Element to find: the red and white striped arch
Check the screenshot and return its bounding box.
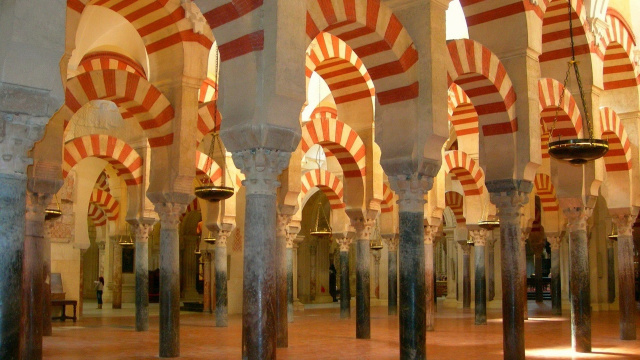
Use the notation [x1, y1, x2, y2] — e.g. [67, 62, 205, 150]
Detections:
[600, 107, 632, 172]
[305, 0, 418, 105]
[63, 134, 143, 186]
[446, 39, 517, 137]
[381, 183, 395, 213]
[196, 102, 222, 145]
[77, 51, 147, 79]
[538, 78, 583, 138]
[88, 203, 107, 227]
[67, 0, 213, 56]
[95, 171, 110, 192]
[195, 150, 223, 185]
[541, 129, 551, 159]
[301, 117, 366, 178]
[458, 1, 542, 28]
[180, 198, 201, 221]
[445, 191, 465, 225]
[602, 11, 639, 90]
[64, 70, 175, 147]
[534, 173, 559, 212]
[443, 150, 485, 196]
[91, 188, 119, 221]
[310, 106, 338, 122]
[300, 169, 345, 210]
[448, 83, 479, 137]
[306, 32, 375, 105]
[539, 0, 595, 63]
[199, 77, 218, 103]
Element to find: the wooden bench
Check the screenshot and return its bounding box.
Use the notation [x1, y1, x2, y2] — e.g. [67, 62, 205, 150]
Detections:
[51, 299, 78, 322]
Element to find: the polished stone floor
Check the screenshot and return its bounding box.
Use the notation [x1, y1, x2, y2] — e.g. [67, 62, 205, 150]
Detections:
[44, 300, 640, 359]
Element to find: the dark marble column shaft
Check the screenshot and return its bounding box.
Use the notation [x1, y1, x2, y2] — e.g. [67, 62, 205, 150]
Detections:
[338, 242, 351, 319]
[491, 188, 529, 360]
[564, 206, 592, 353]
[520, 234, 529, 320]
[534, 251, 543, 303]
[135, 223, 151, 332]
[356, 238, 370, 339]
[399, 212, 426, 359]
[388, 248, 398, 316]
[462, 245, 471, 309]
[112, 239, 123, 309]
[275, 214, 290, 348]
[487, 238, 496, 302]
[0, 175, 26, 359]
[215, 234, 229, 328]
[203, 251, 212, 314]
[607, 243, 615, 304]
[548, 237, 562, 316]
[613, 214, 636, 340]
[42, 232, 52, 336]
[21, 192, 51, 360]
[470, 229, 488, 326]
[424, 227, 436, 331]
[156, 202, 186, 358]
[286, 244, 294, 323]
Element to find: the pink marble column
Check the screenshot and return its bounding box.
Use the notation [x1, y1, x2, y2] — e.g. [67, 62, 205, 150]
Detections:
[276, 211, 293, 348]
[519, 229, 530, 320]
[202, 251, 213, 313]
[547, 236, 562, 316]
[470, 228, 489, 325]
[112, 236, 123, 309]
[612, 212, 637, 340]
[424, 225, 438, 331]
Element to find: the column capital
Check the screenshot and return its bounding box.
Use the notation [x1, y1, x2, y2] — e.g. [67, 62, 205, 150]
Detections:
[383, 235, 399, 251]
[154, 202, 186, 230]
[276, 213, 293, 238]
[490, 191, 530, 224]
[97, 241, 106, 250]
[387, 173, 433, 213]
[134, 223, 153, 243]
[216, 229, 232, 248]
[469, 228, 489, 247]
[423, 225, 438, 245]
[232, 148, 290, 195]
[611, 212, 636, 237]
[561, 202, 593, 233]
[547, 236, 562, 250]
[26, 191, 52, 224]
[0, 113, 48, 178]
[351, 217, 375, 240]
[336, 237, 352, 252]
[457, 240, 471, 255]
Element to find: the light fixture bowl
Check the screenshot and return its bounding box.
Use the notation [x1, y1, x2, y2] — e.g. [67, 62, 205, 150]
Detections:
[607, 234, 618, 241]
[195, 185, 234, 202]
[478, 219, 500, 230]
[548, 139, 609, 164]
[310, 229, 332, 237]
[45, 209, 63, 221]
[203, 237, 216, 245]
[370, 244, 384, 250]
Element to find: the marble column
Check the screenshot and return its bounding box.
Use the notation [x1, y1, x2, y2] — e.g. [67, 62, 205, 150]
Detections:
[547, 236, 562, 316]
[309, 239, 318, 302]
[529, 237, 545, 304]
[134, 223, 152, 332]
[424, 225, 438, 331]
[112, 236, 123, 309]
[612, 213, 637, 340]
[487, 234, 496, 302]
[202, 251, 213, 313]
[21, 191, 52, 360]
[215, 229, 231, 327]
[42, 229, 53, 337]
[154, 202, 187, 358]
[352, 218, 374, 339]
[275, 212, 292, 348]
[490, 185, 530, 360]
[470, 228, 488, 325]
[519, 229, 530, 319]
[562, 203, 593, 353]
[389, 174, 432, 359]
[372, 249, 381, 299]
[233, 148, 290, 360]
[336, 237, 352, 319]
[286, 231, 296, 323]
[458, 241, 471, 309]
[385, 236, 399, 316]
[606, 238, 615, 304]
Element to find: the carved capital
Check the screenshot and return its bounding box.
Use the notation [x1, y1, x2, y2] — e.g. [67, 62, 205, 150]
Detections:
[562, 206, 593, 233]
[0, 113, 48, 177]
[383, 235, 399, 252]
[547, 236, 562, 250]
[97, 242, 106, 251]
[276, 213, 292, 238]
[423, 225, 438, 245]
[134, 223, 153, 243]
[217, 229, 231, 248]
[154, 202, 186, 231]
[469, 228, 489, 247]
[611, 213, 636, 237]
[587, 17, 607, 47]
[372, 249, 381, 263]
[490, 191, 530, 224]
[387, 173, 433, 213]
[232, 148, 290, 196]
[181, 0, 208, 35]
[351, 218, 375, 240]
[336, 237, 352, 252]
[458, 241, 470, 255]
[26, 191, 52, 223]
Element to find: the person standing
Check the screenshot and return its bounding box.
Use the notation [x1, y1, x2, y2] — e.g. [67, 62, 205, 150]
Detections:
[94, 277, 104, 309]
